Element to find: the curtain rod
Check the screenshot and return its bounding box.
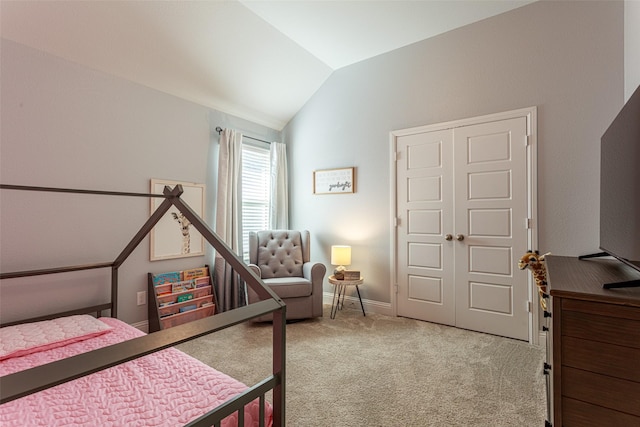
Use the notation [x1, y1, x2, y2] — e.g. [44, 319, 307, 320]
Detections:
[215, 126, 272, 144]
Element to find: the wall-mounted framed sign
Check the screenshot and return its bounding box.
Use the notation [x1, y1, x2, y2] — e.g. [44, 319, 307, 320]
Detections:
[313, 167, 356, 194]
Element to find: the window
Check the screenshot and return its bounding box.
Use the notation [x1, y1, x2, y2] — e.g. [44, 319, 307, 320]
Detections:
[241, 142, 271, 262]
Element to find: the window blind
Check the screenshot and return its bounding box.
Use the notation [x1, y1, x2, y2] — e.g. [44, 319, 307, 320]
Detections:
[241, 143, 271, 262]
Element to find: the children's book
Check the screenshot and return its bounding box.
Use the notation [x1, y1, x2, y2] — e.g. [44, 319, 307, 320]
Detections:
[179, 304, 197, 313]
[152, 271, 181, 286]
[177, 293, 194, 303]
[194, 276, 210, 288]
[183, 267, 209, 280]
[172, 280, 195, 293]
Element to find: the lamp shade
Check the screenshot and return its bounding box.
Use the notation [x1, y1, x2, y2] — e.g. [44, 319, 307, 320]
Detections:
[331, 245, 351, 266]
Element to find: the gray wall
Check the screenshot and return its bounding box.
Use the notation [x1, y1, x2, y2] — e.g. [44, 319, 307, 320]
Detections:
[0, 39, 279, 325]
[284, 1, 624, 307]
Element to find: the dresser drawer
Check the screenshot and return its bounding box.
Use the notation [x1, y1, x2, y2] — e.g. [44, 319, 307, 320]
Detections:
[562, 367, 640, 417]
[562, 397, 640, 427]
[562, 336, 640, 382]
[561, 308, 640, 349]
[561, 298, 640, 322]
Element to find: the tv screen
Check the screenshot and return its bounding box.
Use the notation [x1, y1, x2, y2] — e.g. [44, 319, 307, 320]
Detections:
[599, 84, 640, 273]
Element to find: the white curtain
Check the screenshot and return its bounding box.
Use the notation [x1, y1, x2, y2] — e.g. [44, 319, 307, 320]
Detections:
[269, 142, 289, 229]
[214, 128, 244, 311]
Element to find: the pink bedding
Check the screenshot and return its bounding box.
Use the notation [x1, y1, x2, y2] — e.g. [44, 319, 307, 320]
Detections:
[0, 317, 273, 427]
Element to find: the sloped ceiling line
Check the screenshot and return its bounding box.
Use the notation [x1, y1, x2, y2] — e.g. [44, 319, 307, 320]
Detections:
[0, 0, 534, 130]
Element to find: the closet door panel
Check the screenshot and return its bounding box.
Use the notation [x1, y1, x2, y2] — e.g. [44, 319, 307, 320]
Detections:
[397, 129, 455, 325]
[453, 117, 529, 340]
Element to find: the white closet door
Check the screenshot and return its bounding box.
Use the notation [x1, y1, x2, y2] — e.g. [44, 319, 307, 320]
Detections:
[396, 129, 455, 325]
[395, 113, 531, 341]
[453, 117, 529, 340]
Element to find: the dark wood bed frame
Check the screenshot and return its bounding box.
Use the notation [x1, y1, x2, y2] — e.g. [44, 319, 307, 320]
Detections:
[0, 183, 286, 427]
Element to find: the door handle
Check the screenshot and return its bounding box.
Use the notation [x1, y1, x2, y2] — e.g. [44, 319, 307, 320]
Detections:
[445, 234, 453, 241]
[456, 234, 465, 241]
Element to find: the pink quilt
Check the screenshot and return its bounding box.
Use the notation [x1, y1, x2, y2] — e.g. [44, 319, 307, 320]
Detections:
[0, 317, 273, 427]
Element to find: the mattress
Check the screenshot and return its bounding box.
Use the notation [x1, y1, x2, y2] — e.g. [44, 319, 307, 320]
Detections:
[0, 315, 272, 426]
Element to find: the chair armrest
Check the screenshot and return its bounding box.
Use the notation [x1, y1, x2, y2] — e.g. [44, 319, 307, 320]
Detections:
[248, 263, 261, 278]
[303, 262, 327, 290]
[304, 262, 326, 318]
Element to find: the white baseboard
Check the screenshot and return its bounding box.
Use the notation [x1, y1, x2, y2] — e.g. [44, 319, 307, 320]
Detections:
[539, 330, 547, 350]
[323, 292, 393, 316]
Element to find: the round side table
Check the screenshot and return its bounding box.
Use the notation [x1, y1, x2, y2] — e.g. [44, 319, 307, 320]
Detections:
[328, 275, 365, 319]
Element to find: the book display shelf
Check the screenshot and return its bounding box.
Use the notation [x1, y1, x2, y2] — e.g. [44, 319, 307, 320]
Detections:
[147, 265, 217, 332]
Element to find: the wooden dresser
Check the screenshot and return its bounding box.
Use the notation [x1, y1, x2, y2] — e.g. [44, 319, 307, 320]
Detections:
[545, 256, 640, 426]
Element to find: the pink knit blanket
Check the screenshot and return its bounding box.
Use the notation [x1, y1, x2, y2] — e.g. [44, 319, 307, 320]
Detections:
[0, 316, 272, 427]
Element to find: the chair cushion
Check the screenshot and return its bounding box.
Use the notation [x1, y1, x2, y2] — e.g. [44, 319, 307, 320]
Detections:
[256, 231, 304, 278]
[263, 277, 312, 299]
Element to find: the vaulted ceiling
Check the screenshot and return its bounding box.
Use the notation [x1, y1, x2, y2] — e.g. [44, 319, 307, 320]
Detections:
[1, 1, 534, 130]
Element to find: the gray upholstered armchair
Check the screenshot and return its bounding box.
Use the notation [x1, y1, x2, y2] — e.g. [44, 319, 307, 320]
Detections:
[246, 230, 326, 321]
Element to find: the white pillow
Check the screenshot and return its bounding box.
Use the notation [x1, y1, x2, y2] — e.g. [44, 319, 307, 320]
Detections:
[0, 314, 113, 361]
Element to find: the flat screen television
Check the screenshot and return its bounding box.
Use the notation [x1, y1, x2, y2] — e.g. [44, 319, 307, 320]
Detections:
[583, 84, 640, 288]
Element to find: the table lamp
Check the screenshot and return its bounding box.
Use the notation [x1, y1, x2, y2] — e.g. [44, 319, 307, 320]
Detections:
[331, 245, 351, 280]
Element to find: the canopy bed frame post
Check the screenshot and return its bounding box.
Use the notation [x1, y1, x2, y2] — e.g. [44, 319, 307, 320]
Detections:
[272, 307, 286, 426]
[111, 267, 119, 318]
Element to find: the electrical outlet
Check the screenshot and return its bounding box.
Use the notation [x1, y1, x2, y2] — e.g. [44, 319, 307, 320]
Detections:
[137, 291, 146, 306]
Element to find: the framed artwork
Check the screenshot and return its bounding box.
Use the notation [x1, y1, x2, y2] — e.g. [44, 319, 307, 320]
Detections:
[150, 179, 205, 261]
[313, 167, 356, 194]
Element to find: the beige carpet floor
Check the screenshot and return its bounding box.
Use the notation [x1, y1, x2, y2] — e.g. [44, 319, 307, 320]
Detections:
[177, 305, 546, 426]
